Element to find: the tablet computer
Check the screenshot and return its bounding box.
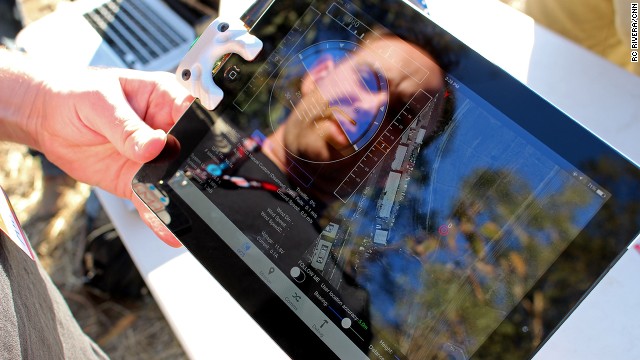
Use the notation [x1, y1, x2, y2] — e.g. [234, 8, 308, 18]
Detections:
[133, 0, 640, 358]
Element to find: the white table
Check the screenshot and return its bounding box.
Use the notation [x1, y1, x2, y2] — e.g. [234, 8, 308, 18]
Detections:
[98, 0, 640, 359]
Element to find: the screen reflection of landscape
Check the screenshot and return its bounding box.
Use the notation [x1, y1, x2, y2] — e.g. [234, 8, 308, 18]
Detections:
[303, 88, 606, 357]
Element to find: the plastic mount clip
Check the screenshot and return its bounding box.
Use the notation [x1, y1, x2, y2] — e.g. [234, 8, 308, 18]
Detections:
[176, 18, 263, 110]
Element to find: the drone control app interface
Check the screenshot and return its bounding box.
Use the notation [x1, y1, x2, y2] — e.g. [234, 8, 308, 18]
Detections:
[166, 1, 610, 358]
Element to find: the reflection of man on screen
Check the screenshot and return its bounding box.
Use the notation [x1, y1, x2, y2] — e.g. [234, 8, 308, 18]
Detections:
[262, 35, 443, 201]
[295, 49, 389, 158]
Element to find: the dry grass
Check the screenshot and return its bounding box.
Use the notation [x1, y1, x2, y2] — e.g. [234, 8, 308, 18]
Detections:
[0, 141, 187, 360]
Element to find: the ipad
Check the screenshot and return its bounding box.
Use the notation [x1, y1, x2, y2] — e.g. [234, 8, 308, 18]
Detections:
[133, 0, 640, 358]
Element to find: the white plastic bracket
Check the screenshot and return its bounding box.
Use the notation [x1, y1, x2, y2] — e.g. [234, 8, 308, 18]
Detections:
[176, 18, 263, 110]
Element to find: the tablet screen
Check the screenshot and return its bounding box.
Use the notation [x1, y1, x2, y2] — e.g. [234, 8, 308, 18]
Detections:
[134, 0, 640, 358]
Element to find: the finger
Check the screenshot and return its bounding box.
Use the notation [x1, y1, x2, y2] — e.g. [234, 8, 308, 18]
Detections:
[172, 93, 194, 124]
[118, 70, 193, 131]
[131, 194, 183, 248]
[80, 88, 168, 163]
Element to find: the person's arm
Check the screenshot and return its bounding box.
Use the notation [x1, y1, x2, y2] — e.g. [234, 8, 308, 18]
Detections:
[0, 48, 192, 246]
[0, 49, 42, 147]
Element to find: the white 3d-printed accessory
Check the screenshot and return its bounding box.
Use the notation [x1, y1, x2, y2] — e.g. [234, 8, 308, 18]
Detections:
[176, 18, 263, 110]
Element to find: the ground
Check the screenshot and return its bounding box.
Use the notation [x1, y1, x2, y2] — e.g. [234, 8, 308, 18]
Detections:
[0, 142, 187, 360]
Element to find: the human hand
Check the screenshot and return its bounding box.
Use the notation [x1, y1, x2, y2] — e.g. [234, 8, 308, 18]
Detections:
[4, 60, 192, 246]
[42, 68, 191, 247]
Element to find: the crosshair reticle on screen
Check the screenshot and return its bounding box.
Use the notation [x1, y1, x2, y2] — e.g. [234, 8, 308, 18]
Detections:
[270, 40, 389, 163]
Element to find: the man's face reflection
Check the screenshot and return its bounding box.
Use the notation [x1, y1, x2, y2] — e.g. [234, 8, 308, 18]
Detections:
[296, 45, 388, 160]
[264, 35, 443, 195]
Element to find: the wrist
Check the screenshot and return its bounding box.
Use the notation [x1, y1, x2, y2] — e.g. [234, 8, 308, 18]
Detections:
[0, 49, 47, 150]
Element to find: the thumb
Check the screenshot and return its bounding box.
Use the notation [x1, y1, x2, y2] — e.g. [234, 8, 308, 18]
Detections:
[82, 90, 167, 163]
[122, 124, 167, 163]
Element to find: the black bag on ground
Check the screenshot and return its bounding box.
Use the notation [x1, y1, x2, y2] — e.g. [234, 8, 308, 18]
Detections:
[82, 223, 146, 299]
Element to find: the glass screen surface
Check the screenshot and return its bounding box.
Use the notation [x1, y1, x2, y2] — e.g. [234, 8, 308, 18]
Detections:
[144, 1, 619, 358]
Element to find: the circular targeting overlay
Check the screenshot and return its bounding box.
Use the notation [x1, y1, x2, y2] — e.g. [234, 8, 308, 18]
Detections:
[270, 41, 389, 163]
